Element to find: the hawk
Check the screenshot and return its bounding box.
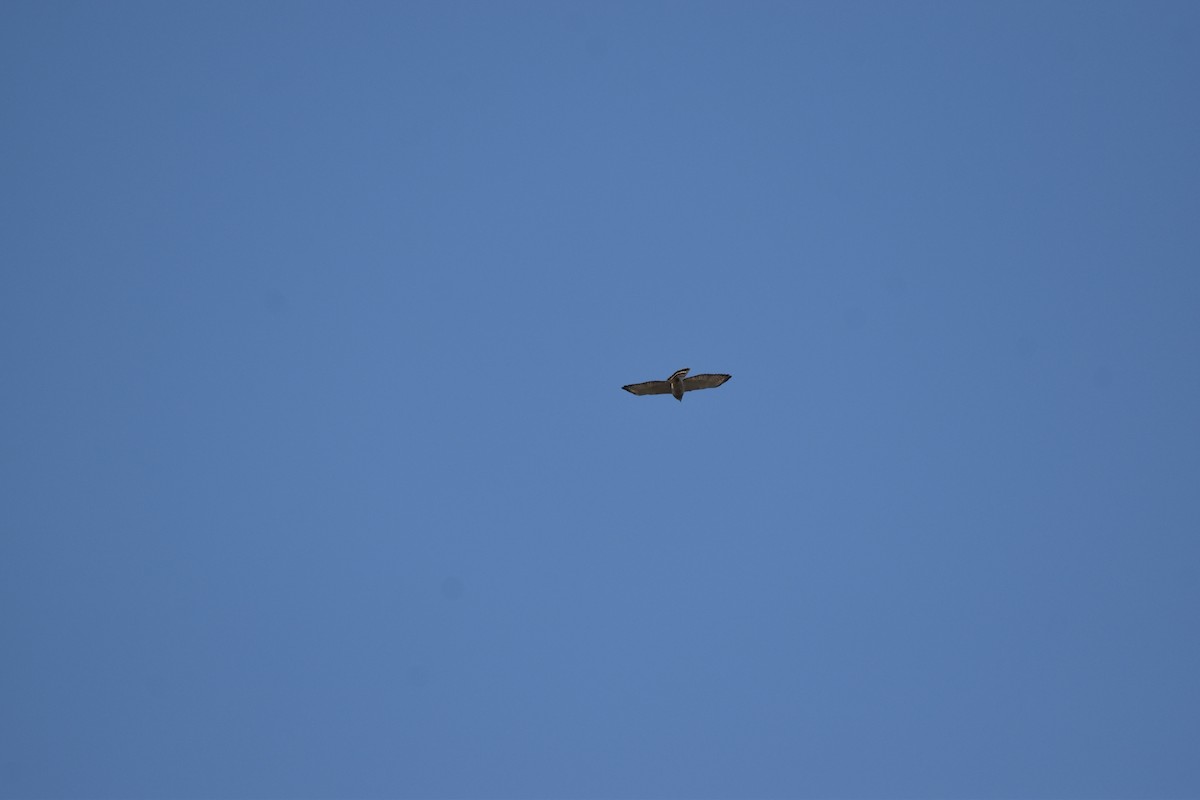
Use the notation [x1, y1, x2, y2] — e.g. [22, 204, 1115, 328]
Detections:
[622, 367, 731, 402]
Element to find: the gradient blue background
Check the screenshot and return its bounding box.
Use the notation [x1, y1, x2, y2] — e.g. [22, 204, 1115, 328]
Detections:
[3, 2, 1199, 798]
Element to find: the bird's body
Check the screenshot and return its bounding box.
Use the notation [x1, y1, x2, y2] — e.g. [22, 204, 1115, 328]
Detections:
[623, 367, 731, 401]
[668, 368, 689, 401]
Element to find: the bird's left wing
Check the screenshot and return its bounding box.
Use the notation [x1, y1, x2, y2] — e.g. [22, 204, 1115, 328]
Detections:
[682, 374, 731, 391]
[623, 380, 672, 396]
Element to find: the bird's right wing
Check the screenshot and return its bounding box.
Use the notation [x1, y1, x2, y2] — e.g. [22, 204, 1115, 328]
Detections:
[622, 380, 672, 396]
[682, 374, 731, 391]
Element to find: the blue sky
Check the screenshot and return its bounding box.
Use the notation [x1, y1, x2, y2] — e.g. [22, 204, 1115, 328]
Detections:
[2, 2, 1199, 798]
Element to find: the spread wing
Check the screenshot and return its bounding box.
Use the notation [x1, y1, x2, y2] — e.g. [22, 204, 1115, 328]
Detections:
[623, 380, 672, 396]
[682, 374, 731, 392]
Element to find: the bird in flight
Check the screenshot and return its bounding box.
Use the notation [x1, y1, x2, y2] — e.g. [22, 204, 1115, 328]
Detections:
[622, 367, 731, 402]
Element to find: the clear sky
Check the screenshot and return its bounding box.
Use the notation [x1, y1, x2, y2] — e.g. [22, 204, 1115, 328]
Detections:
[2, 2, 1199, 798]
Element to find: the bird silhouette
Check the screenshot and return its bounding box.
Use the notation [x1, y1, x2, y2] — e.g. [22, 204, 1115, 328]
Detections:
[622, 368, 731, 402]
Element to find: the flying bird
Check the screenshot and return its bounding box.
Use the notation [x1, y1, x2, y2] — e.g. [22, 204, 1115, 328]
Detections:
[622, 368, 731, 402]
